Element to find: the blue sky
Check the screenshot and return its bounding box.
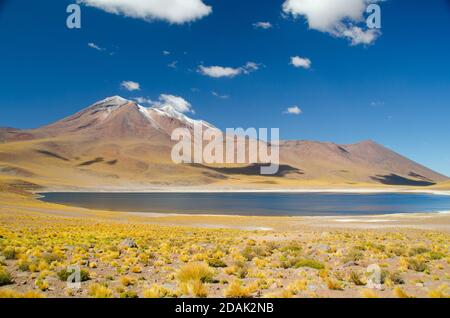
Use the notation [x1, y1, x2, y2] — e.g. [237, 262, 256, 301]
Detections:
[0, 0, 449, 175]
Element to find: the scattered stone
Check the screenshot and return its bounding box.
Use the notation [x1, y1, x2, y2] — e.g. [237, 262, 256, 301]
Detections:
[119, 238, 138, 249]
[316, 244, 331, 252]
[343, 261, 359, 267]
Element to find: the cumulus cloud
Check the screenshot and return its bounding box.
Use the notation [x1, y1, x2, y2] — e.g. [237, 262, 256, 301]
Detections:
[151, 94, 194, 113]
[120, 80, 140, 91]
[198, 62, 260, 78]
[162, 50, 171, 55]
[290, 56, 311, 69]
[284, 106, 302, 115]
[88, 42, 105, 51]
[78, 0, 212, 24]
[253, 21, 273, 29]
[282, 0, 380, 45]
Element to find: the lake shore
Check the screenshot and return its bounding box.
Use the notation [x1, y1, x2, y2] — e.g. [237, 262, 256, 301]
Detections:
[36, 186, 450, 196]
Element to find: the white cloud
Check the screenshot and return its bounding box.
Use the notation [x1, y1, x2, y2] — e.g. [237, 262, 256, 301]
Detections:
[341, 26, 379, 45]
[253, 21, 273, 29]
[79, 0, 212, 24]
[198, 66, 241, 78]
[120, 80, 140, 91]
[198, 62, 260, 78]
[150, 94, 194, 113]
[290, 56, 311, 69]
[370, 101, 385, 107]
[211, 91, 229, 99]
[168, 61, 178, 69]
[284, 106, 302, 115]
[134, 97, 152, 104]
[88, 42, 105, 51]
[242, 62, 260, 74]
[282, 0, 380, 45]
[162, 50, 171, 55]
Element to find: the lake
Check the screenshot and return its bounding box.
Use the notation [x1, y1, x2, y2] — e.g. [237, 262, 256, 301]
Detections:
[39, 192, 450, 216]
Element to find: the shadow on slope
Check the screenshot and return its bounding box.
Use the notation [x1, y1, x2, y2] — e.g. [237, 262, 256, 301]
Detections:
[192, 163, 303, 177]
[371, 174, 436, 186]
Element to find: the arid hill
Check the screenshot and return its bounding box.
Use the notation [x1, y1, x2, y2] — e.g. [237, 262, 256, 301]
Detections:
[0, 96, 447, 190]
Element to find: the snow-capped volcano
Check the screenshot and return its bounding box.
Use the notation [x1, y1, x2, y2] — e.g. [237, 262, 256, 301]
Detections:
[35, 96, 216, 139]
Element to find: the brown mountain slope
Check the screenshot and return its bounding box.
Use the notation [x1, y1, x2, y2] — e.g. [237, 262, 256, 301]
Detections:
[0, 96, 447, 190]
[431, 181, 450, 190]
[280, 140, 447, 186]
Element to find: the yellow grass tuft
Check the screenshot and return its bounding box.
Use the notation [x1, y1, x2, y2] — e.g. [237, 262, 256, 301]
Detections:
[360, 289, 378, 298]
[176, 262, 214, 284]
[88, 283, 113, 298]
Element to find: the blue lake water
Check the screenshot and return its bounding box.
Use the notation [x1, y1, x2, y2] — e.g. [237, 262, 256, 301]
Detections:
[39, 192, 450, 216]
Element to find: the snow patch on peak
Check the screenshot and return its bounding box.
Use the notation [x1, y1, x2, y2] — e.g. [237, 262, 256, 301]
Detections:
[95, 95, 130, 105]
[137, 105, 162, 130]
[152, 105, 216, 130]
[84, 96, 134, 121]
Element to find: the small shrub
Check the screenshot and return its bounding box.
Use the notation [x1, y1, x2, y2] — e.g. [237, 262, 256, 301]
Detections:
[18, 260, 30, 272]
[429, 252, 445, 260]
[120, 276, 136, 287]
[42, 252, 62, 264]
[120, 291, 138, 298]
[287, 279, 308, 294]
[0, 270, 13, 286]
[349, 271, 365, 286]
[389, 272, 405, 285]
[224, 280, 253, 298]
[428, 285, 449, 298]
[408, 258, 428, 272]
[88, 283, 113, 298]
[344, 249, 364, 263]
[280, 242, 302, 253]
[207, 258, 227, 268]
[180, 281, 208, 298]
[393, 287, 411, 298]
[409, 247, 430, 256]
[295, 259, 325, 270]
[176, 262, 214, 283]
[360, 289, 378, 298]
[326, 279, 344, 291]
[2, 247, 17, 260]
[131, 265, 142, 273]
[57, 268, 90, 282]
[0, 289, 43, 298]
[35, 279, 49, 291]
[143, 284, 175, 298]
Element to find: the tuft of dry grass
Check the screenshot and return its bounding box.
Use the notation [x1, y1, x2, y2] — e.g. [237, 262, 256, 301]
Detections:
[360, 289, 378, 298]
[88, 283, 113, 298]
[176, 262, 214, 284]
[393, 287, 412, 298]
[224, 279, 255, 298]
[143, 284, 175, 298]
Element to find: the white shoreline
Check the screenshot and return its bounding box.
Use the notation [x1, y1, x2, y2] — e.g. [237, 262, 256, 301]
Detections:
[36, 187, 450, 196]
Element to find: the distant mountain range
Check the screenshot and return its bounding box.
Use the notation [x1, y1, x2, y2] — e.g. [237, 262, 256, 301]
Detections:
[0, 96, 448, 191]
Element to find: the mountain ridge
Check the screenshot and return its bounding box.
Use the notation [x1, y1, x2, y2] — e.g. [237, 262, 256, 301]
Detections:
[0, 96, 447, 190]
